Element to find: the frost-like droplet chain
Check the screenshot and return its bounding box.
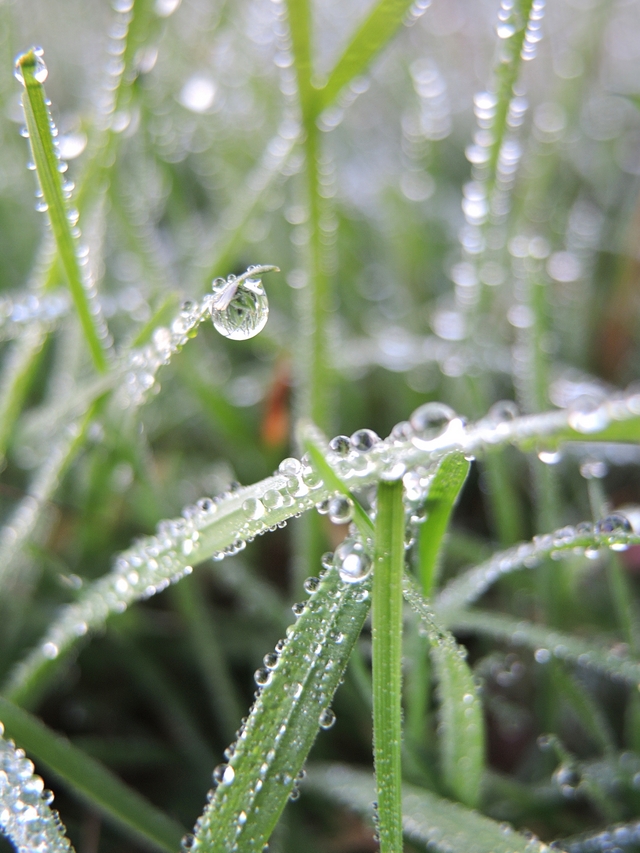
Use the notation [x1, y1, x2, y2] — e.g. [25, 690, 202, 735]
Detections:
[0, 724, 74, 853]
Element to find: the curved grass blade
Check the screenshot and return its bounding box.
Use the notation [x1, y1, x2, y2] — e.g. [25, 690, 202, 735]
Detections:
[0, 723, 75, 853]
[15, 48, 110, 373]
[307, 763, 550, 853]
[0, 696, 185, 853]
[447, 610, 640, 688]
[372, 479, 405, 853]
[558, 819, 640, 852]
[403, 576, 484, 808]
[435, 515, 640, 622]
[190, 554, 372, 852]
[316, 0, 419, 115]
[417, 451, 470, 596]
[7, 400, 640, 704]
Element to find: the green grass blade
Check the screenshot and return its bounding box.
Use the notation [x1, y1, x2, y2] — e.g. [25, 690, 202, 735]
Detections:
[190, 554, 371, 852]
[16, 49, 109, 373]
[550, 661, 616, 754]
[447, 609, 640, 688]
[284, 0, 316, 121]
[316, 0, 417, 114]
[403, 576, 485, 808]
[435, 515, 640, 622]
[0, 696, 186, 853]
[417, 452, 470, 596]
[372, 479, 405, 853]
[307, 763, 549, 853]
[0, 725, 76, 853]
[0, 325, 47, 462]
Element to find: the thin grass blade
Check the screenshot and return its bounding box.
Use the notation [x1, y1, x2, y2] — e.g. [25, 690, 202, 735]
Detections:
[403, 576, 485, 808]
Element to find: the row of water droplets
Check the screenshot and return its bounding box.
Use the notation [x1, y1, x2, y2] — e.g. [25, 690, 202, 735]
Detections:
[435, 511, 640, 620]
[14, 47, 113, 355]
[116, 265, 275, 409]
[189, 553, 370, 852]
[0, 291, 69, 342]
[0, 723, 73, 853]
[9, 390, 640, 696]
[452, 0, 546, 329]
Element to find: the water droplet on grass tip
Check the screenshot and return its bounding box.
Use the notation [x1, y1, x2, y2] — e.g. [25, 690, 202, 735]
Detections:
[14, 47, 48, 85]
[211, 276, 269, 340]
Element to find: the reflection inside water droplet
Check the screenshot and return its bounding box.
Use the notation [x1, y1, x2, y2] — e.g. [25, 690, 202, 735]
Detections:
[211, 276, 269, 341]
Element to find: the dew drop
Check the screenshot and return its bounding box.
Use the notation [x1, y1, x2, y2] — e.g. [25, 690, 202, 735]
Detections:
[254, 667, 272, 687]
[410, 401, 457, 441]
[329, 435, 351, 456]
[210, 276, 269, 341]
[303, 577, 320, 594]
[181, 833, 195, 852]
[335, 540, 372, 584]
[318, 708, 336, 729]
[350, 429, 380, 452]
[14, 47, 48, 85]
[595, 514, 632, 541]
[537, 449, 562, 465]
[328, 496, 353, 525]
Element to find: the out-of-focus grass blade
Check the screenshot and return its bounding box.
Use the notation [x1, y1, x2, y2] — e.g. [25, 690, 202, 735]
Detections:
[16, 49, 109, 373]
[448, 609, 640, 687]
[0, 696, 186, 853]
[418, 452, 470, 596]
[307, 763, 549, 853]
[403, 576, 485, 808]
[191, 559, 371, 852]
[316, 0, 418, 114]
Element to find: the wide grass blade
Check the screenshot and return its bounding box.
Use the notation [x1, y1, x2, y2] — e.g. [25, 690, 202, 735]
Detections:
[190, 554, 371, 852]
[0, 696, 185, 853]
[15, 48, 110, 373]
[403, 576, 485, 808]
[372, 479, 405, 853]
[307, 763, 549, 853]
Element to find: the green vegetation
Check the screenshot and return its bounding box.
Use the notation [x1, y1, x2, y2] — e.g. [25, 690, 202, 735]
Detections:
[1, 1, 640, 852]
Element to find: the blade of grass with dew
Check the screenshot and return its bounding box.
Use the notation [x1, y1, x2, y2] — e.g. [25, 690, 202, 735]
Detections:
[0, 725, 76, 853]
[190, 552, 372, 852]
[434, 514, 640, 622]
[550, 660, 616, 754]
[417, 451, 470, 596]
[403, 575, 485, 808]
[0, 325, 47, 462]
[446, 609, 640, 687]
[316, 0, 419, 114]
[16, 49, 110, 373]
[0, 696, 185, 853]
[372, 478, 405, 853]
[7, 402, 640, 704]
[306, 763, 549, 853]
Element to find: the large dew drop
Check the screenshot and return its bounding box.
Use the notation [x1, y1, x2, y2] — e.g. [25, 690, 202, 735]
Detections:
[14, 46, 48, 86]
[211, 275, 269, 341]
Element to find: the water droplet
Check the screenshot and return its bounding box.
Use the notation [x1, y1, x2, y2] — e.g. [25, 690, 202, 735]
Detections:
[350, 429, 380, 451]
[329, 435, 351, 456]
[410, 402, 457, 443]
[335, 540, 372, 584]
[304, 577, 320, 594]
[534, 648, 551, 663]
[14, 47, 48, 85]
[318, 706, 336, 729]
[328, 496, 353, 525]
[243, 497, 265, 520]
[537, 449, 562, 465]
[595, 514, 632, 542]
[255, 667, 272, 687]
[181, 833, 195, 851]
[496, 22, 516, 38]
[292, 601, 305, 617]
[210, 276, 269, 341]
[263, 653, 279, 670]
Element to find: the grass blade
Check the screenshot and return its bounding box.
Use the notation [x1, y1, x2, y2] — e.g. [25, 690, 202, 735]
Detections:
[372, 479, 405, 853]
[190, 551, 371, 852]
[316, 0, 417, 114]
[15, 48, 110, 373]
[435, 514, 640, 622]
[307, 763, 549, 853]
[417, 452, 470, 596]
[0, 696, 186, 853]
[448, 609, 640, 688]
[0, 724, 75, 853]
[403, 576, 485, 808]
